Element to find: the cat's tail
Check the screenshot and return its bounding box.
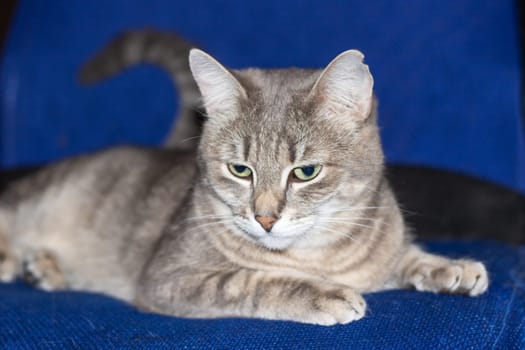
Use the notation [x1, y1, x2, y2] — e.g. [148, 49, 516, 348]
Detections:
[78, 29, 203, 150]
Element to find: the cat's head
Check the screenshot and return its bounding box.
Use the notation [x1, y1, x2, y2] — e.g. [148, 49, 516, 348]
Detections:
[189, 49, 383, 250]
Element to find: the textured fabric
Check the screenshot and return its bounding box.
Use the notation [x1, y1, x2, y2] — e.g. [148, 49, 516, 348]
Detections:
[0, 0, 524, 192]
[0, 241, 523, 349]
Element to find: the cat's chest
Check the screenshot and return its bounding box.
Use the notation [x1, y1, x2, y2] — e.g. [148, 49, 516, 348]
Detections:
[216, 240, 397, 292]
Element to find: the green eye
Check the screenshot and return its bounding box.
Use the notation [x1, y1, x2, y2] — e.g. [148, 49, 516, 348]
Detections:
[292, 165, 322, 181]
[228, 164, 252, 178]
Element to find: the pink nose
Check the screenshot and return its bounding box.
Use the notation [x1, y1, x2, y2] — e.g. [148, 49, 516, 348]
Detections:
[255, 215, 278, 232]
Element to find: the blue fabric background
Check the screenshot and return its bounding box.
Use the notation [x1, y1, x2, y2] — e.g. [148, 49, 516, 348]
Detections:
[0, 1, 524, 349]
[0, 241, 524, 349]
[0, 0, 524, 193]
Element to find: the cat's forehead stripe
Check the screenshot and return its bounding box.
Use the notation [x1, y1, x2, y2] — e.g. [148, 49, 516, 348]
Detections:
[254, 132, 262, 163]
[243, 136, 251, 161]
[287, 139, 296, 164]
[294, 142, 306, 163]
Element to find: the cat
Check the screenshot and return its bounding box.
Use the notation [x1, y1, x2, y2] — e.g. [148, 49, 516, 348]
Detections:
[0, 39, 488, 325]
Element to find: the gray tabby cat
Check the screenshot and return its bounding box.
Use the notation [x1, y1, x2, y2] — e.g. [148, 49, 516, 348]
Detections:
[0, 32, 488, 325]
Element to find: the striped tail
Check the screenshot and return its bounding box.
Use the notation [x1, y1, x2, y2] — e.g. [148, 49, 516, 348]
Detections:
[79, 29, 203, 150]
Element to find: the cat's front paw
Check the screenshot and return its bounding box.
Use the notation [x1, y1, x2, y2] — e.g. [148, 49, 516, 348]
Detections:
[22, 250, 66, 291]
[407, 259, 488, 296]
[303, 287, 366, 326]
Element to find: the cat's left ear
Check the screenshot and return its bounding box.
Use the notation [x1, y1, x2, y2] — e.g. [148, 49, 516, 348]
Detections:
[310, 50, 374, 121]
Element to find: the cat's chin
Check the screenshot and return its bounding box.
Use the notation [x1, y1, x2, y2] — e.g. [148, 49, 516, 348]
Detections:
[232, 220, 304, 250]
[256, 236, 297, 251]
[237, 228, 297, 251]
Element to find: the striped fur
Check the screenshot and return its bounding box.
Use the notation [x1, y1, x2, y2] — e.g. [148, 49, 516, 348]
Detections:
[79, 29, 203, 149]
[0, 47, 488, 325]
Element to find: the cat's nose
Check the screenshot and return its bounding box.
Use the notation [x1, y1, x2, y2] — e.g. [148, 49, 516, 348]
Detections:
[255, 215, 279, 232]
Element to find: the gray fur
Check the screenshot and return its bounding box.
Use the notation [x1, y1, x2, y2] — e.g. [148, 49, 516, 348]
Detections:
[0, 47, 488, 325]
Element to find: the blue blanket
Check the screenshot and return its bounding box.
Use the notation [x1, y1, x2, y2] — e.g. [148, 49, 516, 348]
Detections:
[1, 241, 523, 349]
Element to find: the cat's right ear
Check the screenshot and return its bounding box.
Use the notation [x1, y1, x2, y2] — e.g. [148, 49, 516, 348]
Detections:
[189, 49, 247, 117]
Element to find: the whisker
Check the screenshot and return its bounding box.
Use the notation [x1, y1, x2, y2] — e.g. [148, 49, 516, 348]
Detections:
[326, 206, 391, 213]
[320, 220, 378, 231]
[177, 219, 234, 234]
[174, 218, 233, 228]
[315, 225, 356, 241]
[179, 135, 202, 144]
[184, 214, 232, 222]
[188, 218, 233, 228]
[321, 217, 379, 223]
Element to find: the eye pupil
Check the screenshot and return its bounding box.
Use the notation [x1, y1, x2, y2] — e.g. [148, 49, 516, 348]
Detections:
[234, 165, 247, 173]
[302, 166, 315, 176]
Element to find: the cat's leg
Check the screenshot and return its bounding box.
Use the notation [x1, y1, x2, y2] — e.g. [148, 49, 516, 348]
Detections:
[395, 244, 488, 296]
[0, 233, 18, 282]
[22, 250, 67, 291]
[137, 269, 366, 326]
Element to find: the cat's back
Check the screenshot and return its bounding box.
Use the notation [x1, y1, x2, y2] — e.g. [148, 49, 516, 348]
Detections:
[1, 145, 194, 205]
[1, 145, 196, 238]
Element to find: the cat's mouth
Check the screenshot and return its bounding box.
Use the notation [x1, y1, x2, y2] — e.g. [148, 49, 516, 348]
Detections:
[233, 219, 309, 250]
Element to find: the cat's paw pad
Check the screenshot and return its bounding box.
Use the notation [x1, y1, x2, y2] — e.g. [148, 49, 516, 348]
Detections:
[0, 251, 17, 283]
[409, 259, 488, 296]
[309, 289, 366, 326]
[22, 251, 66, 291]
